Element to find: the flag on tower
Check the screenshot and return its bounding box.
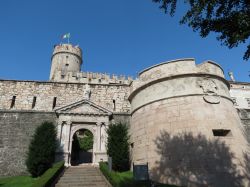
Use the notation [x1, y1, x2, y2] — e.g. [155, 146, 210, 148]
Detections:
[62, 33, 70, 39]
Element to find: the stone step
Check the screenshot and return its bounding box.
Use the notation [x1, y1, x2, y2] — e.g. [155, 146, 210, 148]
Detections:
[62, 172, 99, 175]
[56, 182, 107, 185]
[58, 179, 105, 183]
[56, 185, 108, 187]
[55, 166, 110, 187]
[59, 177, 103, 180]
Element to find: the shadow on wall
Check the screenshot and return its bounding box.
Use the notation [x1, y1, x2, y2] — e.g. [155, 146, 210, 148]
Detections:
[150, 131, 249, 187]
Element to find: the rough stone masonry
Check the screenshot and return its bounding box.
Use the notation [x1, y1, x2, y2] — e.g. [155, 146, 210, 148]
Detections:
[0, 43, 249, 187]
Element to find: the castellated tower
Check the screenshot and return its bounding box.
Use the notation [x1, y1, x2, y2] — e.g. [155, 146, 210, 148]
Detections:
[50, 43, 82, 81]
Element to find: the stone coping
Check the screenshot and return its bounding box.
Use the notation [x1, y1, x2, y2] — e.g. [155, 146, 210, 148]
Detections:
[197, 60, 224, 73]
[0, 79, 130, 86]
[0, 109, 55, 114]
[129, 73, 230, 101]
[139, 58, 224, 76]
[139, 58, 195, 75]
[229, 81, 250, 85]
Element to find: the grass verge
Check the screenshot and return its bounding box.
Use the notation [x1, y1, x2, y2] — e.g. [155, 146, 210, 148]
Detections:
[0, 176, 36, 187]
[0, 161, 64, 187]
[99, 162, 178, 187]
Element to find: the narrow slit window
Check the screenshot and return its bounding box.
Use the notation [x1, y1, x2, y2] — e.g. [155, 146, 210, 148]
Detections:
[52, 97, 57, 109]
[113, 99, 116, 111]
[212, 129, 232, 137]
[32, 96, 37, 109]
[10, 96, 16, 108]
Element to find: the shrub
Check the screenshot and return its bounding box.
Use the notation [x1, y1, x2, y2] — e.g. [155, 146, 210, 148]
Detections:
[32, 161, 64, 187]
[99, 162, 150, 187]
[107, 122, 129, 171]
[26, 121, 57, 177]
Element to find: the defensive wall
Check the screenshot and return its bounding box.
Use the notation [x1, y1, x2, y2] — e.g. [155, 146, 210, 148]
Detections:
[129, 59, 249, 186]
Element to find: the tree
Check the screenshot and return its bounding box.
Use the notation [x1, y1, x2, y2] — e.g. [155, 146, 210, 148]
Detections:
[78, 130, 94, 151]
[152, 0, 250, 60]
[26, 121, 57, 177]
[107, 122, 130, 171]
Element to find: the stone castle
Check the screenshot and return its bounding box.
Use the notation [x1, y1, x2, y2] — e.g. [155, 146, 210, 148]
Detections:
[0, 43, 249, 186]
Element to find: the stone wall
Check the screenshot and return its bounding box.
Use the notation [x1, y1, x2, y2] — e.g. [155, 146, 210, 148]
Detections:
[238, 109, 250, 143]
[129, 59, 249, 186]
[0, 80, 131, 113]
[0, 111, 57, 176]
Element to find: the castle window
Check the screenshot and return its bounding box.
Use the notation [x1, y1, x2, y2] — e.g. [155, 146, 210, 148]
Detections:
[246, 98, 250, 107]
[32, 96, 37, 109]
[10, 96, 16, 109]
[212, 129, 232, 137]
[66, 55, 68, 59]
[113, 99, 116, 111]
[53, 97, 57, 109]
[98, 79, 101, 83]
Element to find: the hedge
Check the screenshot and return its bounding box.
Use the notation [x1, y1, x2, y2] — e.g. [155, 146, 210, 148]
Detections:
[99, 162, 136, 187]
[99, 162, 178, 187]
[32, 161, 64, 187]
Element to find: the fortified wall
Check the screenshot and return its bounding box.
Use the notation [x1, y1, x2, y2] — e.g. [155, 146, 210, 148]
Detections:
[0, 43, 249, 186]
[129, 59, 249, 186]
[0, 80, 130, 112]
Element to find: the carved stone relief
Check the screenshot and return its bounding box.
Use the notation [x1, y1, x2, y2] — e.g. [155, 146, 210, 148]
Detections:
[198, 78, 220, 104]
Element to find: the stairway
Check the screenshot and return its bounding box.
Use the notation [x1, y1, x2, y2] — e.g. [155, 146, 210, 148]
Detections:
[55, 165, 111, 187]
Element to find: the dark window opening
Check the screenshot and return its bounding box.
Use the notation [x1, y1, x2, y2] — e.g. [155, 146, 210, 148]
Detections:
[53, 97, 57, 109]
[98, 79, 101, 83]
[113, 99, 116, 111]
[32, 97, 37, 109]
[130, 143, 134, 148]
[66, 55, 68, 58]
[10, 96, 16, 108]
[65, 63, 69, 66]
[212, 129, 232, 137]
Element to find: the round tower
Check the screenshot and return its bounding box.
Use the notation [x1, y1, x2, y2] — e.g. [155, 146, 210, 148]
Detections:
[129, 59, 249, 186]
[50, 43, 82, 80]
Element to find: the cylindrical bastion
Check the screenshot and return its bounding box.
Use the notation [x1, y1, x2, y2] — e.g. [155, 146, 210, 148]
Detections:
[129, 59, 249, 187]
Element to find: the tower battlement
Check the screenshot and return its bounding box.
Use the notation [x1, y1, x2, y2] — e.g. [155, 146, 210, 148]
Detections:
[52, 44, 82, 58]
[50, 43, 133, 84]
[50, 44, 83, 81]
[51, 70, 133, 84]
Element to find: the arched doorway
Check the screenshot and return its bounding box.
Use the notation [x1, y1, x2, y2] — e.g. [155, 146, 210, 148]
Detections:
[70, 129, 94, 166]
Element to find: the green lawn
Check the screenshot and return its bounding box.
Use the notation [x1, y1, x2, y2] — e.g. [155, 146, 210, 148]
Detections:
[0, 176, 36, 187]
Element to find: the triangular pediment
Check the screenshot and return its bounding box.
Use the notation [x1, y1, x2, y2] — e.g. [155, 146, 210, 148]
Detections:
[55, 99, 112, 116]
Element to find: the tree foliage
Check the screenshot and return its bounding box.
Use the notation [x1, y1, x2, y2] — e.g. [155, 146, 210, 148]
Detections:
[26, 121, 57, 177]
[152, 0, 250, 60]
[107, 122, 130, 172]
[78, 130, 93, 151]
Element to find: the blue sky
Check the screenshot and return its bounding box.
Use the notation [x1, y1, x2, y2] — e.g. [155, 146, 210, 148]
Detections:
[0, 0, 249, 82]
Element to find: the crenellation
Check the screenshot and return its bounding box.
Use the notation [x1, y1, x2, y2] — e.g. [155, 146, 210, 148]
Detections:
[1, 42, 250, 187]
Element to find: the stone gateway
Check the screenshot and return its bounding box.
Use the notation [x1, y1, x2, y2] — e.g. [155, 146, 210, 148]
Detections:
[0, 43, 249, 187]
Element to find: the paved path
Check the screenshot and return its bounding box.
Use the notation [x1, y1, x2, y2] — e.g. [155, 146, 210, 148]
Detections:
[55, 165, 111, 187]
